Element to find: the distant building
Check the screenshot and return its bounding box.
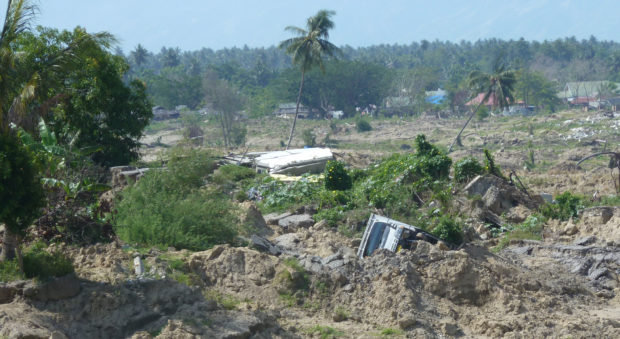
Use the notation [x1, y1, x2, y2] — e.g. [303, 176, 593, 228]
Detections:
[384, 96, 412, 108]
[425, 88, 446, 104]
[465, 92, 506, 108]
[328, 110, 344, 119]
[152, 106, 180, 120]
[273, 103, 317, 119]
[558, 81, 618, 101]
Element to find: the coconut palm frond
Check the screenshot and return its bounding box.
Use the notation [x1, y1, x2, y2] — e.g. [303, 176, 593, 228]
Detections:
[0, 0, 37, 49]
[283, 25, 307, 37]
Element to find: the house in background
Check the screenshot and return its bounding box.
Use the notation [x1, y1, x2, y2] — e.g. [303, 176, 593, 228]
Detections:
[152, 106, 180, 120]
[273, 103, 317, 119]
[425, 88, 446, 105]
[465, 92, 503, 109]
[557, 81, 616, 101]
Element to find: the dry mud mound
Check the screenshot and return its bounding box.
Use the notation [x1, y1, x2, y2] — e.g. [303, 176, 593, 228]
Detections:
[187, 229, 619, 338]
[0, 277, 289, 338]
[340, 242, 617, 338]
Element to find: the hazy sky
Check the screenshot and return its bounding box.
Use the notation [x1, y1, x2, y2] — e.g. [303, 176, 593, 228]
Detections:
[6, 0, 620, 53]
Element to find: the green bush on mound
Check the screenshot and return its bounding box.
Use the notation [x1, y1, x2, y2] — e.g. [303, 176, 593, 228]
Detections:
[356, 118, 372, 132]
[540, 191, 584, 221]
[0, 242, 74, 282]
[114, 148, 239, 251]
[454, 157, 484, 183]
[430, 216, 463, 245]
[324, 160, 352, 191]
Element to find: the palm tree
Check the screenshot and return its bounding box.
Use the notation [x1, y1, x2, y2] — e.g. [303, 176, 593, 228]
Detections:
[279, 9, 339, 149]
[0, 0, 37, 133]
[448, 58, 516, 152]
[131, 43, 149, 67]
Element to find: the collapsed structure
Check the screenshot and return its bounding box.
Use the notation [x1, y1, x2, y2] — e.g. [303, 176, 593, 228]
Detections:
[224, 148, 333, 175]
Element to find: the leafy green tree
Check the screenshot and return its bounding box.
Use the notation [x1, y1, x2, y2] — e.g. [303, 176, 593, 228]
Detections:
[16, 27, 152, 165]
[1, 1, 148, 264]
[448, 58, 516, 152]
[515, 70, 561, 111]
[299, 60, 393, 117]
[279, 9, 339, 149]
[203, 70, 246, 147]
[143, 65, 202, 109]
[0, 0, 43, 265]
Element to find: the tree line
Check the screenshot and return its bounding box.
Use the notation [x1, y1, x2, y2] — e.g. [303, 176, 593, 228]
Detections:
[124, 35, 620, 117]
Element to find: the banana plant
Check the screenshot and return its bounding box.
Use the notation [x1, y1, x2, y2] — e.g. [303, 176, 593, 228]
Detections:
[15, 118, 110, 199]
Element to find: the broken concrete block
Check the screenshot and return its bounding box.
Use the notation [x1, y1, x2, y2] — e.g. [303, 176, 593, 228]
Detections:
[540, 193, 553, 203]
[278, 214, 314, 230]
[134, 256, 144, 276]
[264, 212, 292, 226]
[574, 236, 597, 246]
[398, 313, 416, 329]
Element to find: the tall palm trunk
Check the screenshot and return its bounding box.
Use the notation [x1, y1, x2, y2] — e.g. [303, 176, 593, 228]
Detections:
[285, 71, 305, 150]
[448, 100, 485, 153]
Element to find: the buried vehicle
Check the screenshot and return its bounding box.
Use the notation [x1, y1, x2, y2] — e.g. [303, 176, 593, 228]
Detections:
[357, 214, 444, 258]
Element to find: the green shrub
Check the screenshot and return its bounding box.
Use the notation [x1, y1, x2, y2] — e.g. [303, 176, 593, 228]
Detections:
[258, 175, 322, 212]
[414, 135, 452, 181]
[358, 135, 451, 211]
[430, 216, 463, 244]
[1, 242, 74, 282]
[324, 160, 352, 191]
[302, 128, 316, 147]
[476, 105, 489, 121]
[164, 148, 217, 191]
[114, 148, 239, 251]
[356, 118, 372, 132]
[212, 164, 256, 184]
[540, 191, 584, 221]
[454, 157, 484, 183]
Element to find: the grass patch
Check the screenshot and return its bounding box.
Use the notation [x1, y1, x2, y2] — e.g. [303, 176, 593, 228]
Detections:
[211, 164, 256, 184]
[203, 290, 243, 310]
[0, 260, 22, 282]
[0, 242, 74, 282]
[377, 327, 404, 336]
[493, 214, 545, 252]
[306, 325, 344, 339]
[334, 306, 349, 320]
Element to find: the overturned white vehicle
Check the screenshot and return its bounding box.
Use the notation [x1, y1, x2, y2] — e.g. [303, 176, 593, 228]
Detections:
[357, 214, 444, 258]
